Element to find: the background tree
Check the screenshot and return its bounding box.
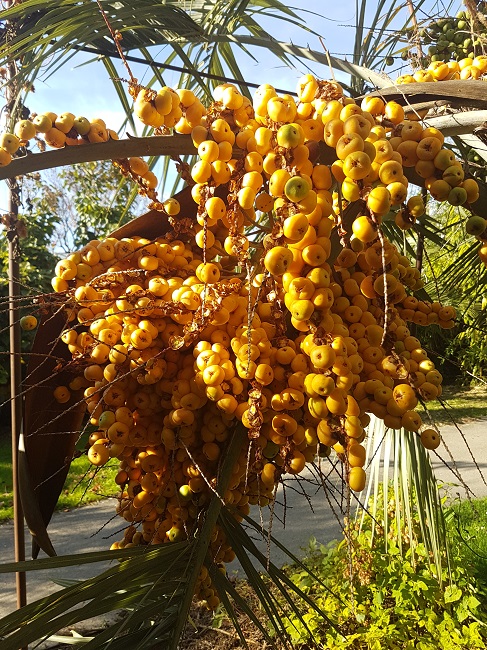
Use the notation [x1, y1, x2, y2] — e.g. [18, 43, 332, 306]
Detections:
[0, 160, 137, 410]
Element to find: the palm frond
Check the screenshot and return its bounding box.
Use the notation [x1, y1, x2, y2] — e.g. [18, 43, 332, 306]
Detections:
[100, 57, 137, 133]
[199, 36, 393, 90]
[0, 542, 190, 649]
[358, 417, 448, 579]
[0, 423, 242, 648]
[218, 509, 341, 645]
[352, 1, 413, 92]
[0, 1, 306, 97]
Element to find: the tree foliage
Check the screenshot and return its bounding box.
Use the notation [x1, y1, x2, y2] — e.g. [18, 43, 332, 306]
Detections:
[0, 160, 137, 388]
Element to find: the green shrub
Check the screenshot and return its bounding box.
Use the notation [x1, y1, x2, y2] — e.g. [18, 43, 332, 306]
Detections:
[281, 499, 487, 649]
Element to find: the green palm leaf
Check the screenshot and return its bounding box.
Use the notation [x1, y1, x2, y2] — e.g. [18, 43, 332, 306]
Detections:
[359, 417, 448, 579]
[355, 1, 429, 78]
[0, 424, 244, 649]
[0, 1, 307, 97]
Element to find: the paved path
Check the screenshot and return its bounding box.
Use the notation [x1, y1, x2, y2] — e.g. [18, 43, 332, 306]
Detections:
[0, 418, 486, 623]
[228, 417, 487, 571]
[0, 499, 122, 620]
[431, 418, 487, 500]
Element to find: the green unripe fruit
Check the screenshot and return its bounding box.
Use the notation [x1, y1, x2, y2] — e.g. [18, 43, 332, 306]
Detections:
[318, 444, 331, 458]
[179, 485, 192, 501]
[20, 315, 38, 331]
[263, 441, 280, 459]
[276, 123, 304, 148]
[73, 116, 91, 136]
[284, 176, 310, 202]
[98, 411, 116, 429]
[466, 215, 487, 236]
[447, 186, 467, 206]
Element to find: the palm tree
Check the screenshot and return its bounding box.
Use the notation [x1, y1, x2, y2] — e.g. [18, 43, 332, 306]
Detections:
[0, 4, 376, 648]
[0, 1, 486, 648]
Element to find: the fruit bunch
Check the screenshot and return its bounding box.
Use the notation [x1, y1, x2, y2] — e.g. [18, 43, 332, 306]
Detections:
[391, 9, 487, 68]
[51, 232, 319, 608]
[395, 54, 487, 83]
[45, 72, 481, 609]
[421, 10, 486, 63]
[0, 111, 170, 210]
[0, 112, 119, 162]
[133, 85, 207, 133]
[392, 51, 487, 191]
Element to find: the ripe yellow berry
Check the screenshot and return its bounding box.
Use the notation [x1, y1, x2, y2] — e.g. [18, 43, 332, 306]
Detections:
[264, 246, 293, 275]
[53, 385, 71, 404]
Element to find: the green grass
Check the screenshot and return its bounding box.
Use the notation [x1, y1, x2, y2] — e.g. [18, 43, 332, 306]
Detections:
[424, 384, 487, 425]
[447, 496, 487, 593]
[0, 432, 118, 523]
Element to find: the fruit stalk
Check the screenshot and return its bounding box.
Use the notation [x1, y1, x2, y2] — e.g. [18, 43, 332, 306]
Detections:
[4, 1, 27, 614]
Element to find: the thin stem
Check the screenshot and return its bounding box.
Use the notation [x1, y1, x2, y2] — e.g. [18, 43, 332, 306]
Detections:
[95, 0, 137, 85]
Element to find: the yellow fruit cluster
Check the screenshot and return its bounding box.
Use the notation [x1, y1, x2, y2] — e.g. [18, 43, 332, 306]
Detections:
[0, 112, 118, 161]
[397, 296, 456, 328]
[0, 112, 169, 209]
[396, 55, 487, 83]
[132, 85, 207, 133]
[331, 109, 478, 216]
[46, 73, 474, 609]
[51, 232, 322, 607]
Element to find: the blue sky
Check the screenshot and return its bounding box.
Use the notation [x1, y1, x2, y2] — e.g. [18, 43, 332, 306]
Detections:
[20, 1, 362, 126]
[1, 0, 461, 213]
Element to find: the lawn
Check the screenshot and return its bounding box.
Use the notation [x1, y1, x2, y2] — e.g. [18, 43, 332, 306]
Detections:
[0, 432, 118, 523]
[447, 496, 487, 593]
[424, 384, 487, 425]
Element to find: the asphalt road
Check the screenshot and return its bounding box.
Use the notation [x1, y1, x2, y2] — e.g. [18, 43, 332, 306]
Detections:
[0, 418, 486, 624]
